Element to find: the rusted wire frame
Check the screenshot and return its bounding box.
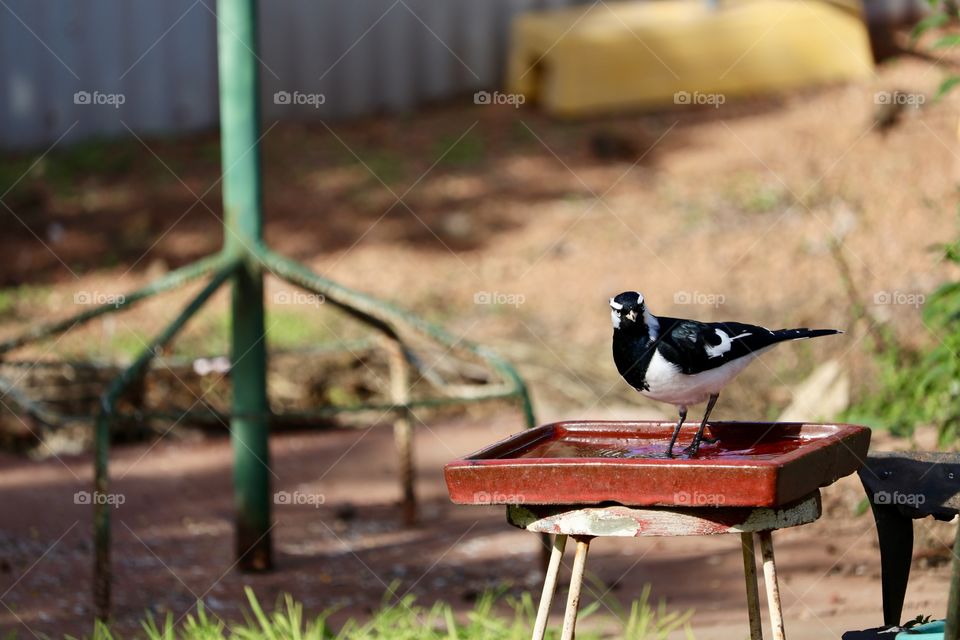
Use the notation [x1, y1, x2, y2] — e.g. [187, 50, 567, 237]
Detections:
[93, 261, 237, 619]
[0, 341, 532, 428]
[0, 339, 376, 370]
[0, 252, 231, 430]
[0, 340, 381, 428]
[256, 245, 536, 428]
[1, 254, 535, 429]
[0, 252, 226, 356]
[0, 394, 529, 428]
[0, 374, 64, 426]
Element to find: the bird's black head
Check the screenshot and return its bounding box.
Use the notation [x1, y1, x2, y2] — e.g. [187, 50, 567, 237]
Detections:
[609, 291, 646, 332]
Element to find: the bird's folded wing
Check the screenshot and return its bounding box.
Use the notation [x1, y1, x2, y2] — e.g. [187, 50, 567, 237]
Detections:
[658, 319, 779, 375]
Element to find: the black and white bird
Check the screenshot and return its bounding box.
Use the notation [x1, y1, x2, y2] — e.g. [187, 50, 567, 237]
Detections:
[610, 291, 841, 457]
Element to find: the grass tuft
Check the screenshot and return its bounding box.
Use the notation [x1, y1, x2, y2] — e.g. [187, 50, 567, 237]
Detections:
[56, 582, 693, 640]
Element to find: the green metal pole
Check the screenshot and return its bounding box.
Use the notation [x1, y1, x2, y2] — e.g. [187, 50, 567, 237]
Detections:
[217, 0, 272, 571]
[93, 410, 110, 619]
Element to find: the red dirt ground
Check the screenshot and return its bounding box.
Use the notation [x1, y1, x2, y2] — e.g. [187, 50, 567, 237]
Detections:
[0, 411, 956, 638]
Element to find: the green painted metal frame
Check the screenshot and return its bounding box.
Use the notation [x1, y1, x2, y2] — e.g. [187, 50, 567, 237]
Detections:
[0, 0, 535, 622]
[218, 0, 273, 577]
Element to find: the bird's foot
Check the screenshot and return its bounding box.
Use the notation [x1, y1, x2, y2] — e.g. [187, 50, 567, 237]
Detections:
[681, 443, 701, 457]
[681, 439, 716, 457]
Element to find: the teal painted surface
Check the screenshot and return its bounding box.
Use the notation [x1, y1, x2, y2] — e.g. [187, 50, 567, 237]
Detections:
[897, 620, 945, 638]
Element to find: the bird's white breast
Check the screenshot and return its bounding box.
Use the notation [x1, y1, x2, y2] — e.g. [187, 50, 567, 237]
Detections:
[641, 347, 767, 406]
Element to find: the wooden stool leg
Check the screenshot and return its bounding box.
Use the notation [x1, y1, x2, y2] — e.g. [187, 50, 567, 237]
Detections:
[757, 531, 786, 640]
[539, 532, 552, 572]
[741, 531, 764, 640]
[532, 534, 568, 640]
[561, 537, 591, 640]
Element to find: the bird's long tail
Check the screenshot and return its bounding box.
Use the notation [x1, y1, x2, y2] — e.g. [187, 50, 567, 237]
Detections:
[771, 328, 843, 341]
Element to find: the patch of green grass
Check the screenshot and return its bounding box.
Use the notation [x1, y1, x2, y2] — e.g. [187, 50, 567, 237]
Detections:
[0, 139, 139, 199]
[0, 284, 53, 318]
[0, 291, 14, 317]
[266, 307, 346, 350]
[55, 139, 138, 177]
[509, 120, 539, 147]
[132, 306, 355, 357]
[42, 140, 139, 195]
[357, 149, 407, 185]
[105, 328, 153, 361]
[722, 173, 790, 215]
[170, 311, 230, 358]
[433, 130, 485, 168]
[198, 138, 223, 166]
[47, 302, 363, 363]
[844, 222, 960, 445]
[67, 583, 692, 640]
[1, 138, 144, 203]
[0, 157, 36, 194]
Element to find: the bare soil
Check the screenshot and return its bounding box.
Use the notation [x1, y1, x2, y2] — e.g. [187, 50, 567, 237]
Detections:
[0, 413, 957, 638]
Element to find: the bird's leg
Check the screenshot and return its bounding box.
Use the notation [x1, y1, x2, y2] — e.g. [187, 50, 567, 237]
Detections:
[701, 425, 719, 445]
[684, 393, 720, 457]
[665, 406, 687, 458]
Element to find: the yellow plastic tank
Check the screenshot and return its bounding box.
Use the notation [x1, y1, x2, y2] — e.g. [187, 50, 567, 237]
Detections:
[507, 0, 874, 116]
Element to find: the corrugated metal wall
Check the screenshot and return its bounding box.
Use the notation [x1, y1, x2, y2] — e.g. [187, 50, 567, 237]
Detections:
[1, 0, 581, 151]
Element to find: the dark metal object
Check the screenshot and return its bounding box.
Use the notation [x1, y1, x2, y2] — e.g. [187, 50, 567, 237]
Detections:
[948, 524, 960, 640]
[445, 421, 870, 507]
[857, 452, 960, 634]
[860, 452, 960, 519]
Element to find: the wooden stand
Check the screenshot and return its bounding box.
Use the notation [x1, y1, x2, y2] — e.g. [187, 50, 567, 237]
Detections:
[511, 492, 821, 640]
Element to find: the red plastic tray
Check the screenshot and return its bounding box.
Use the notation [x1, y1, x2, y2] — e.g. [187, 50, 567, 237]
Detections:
[444, 421, 870, 508]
